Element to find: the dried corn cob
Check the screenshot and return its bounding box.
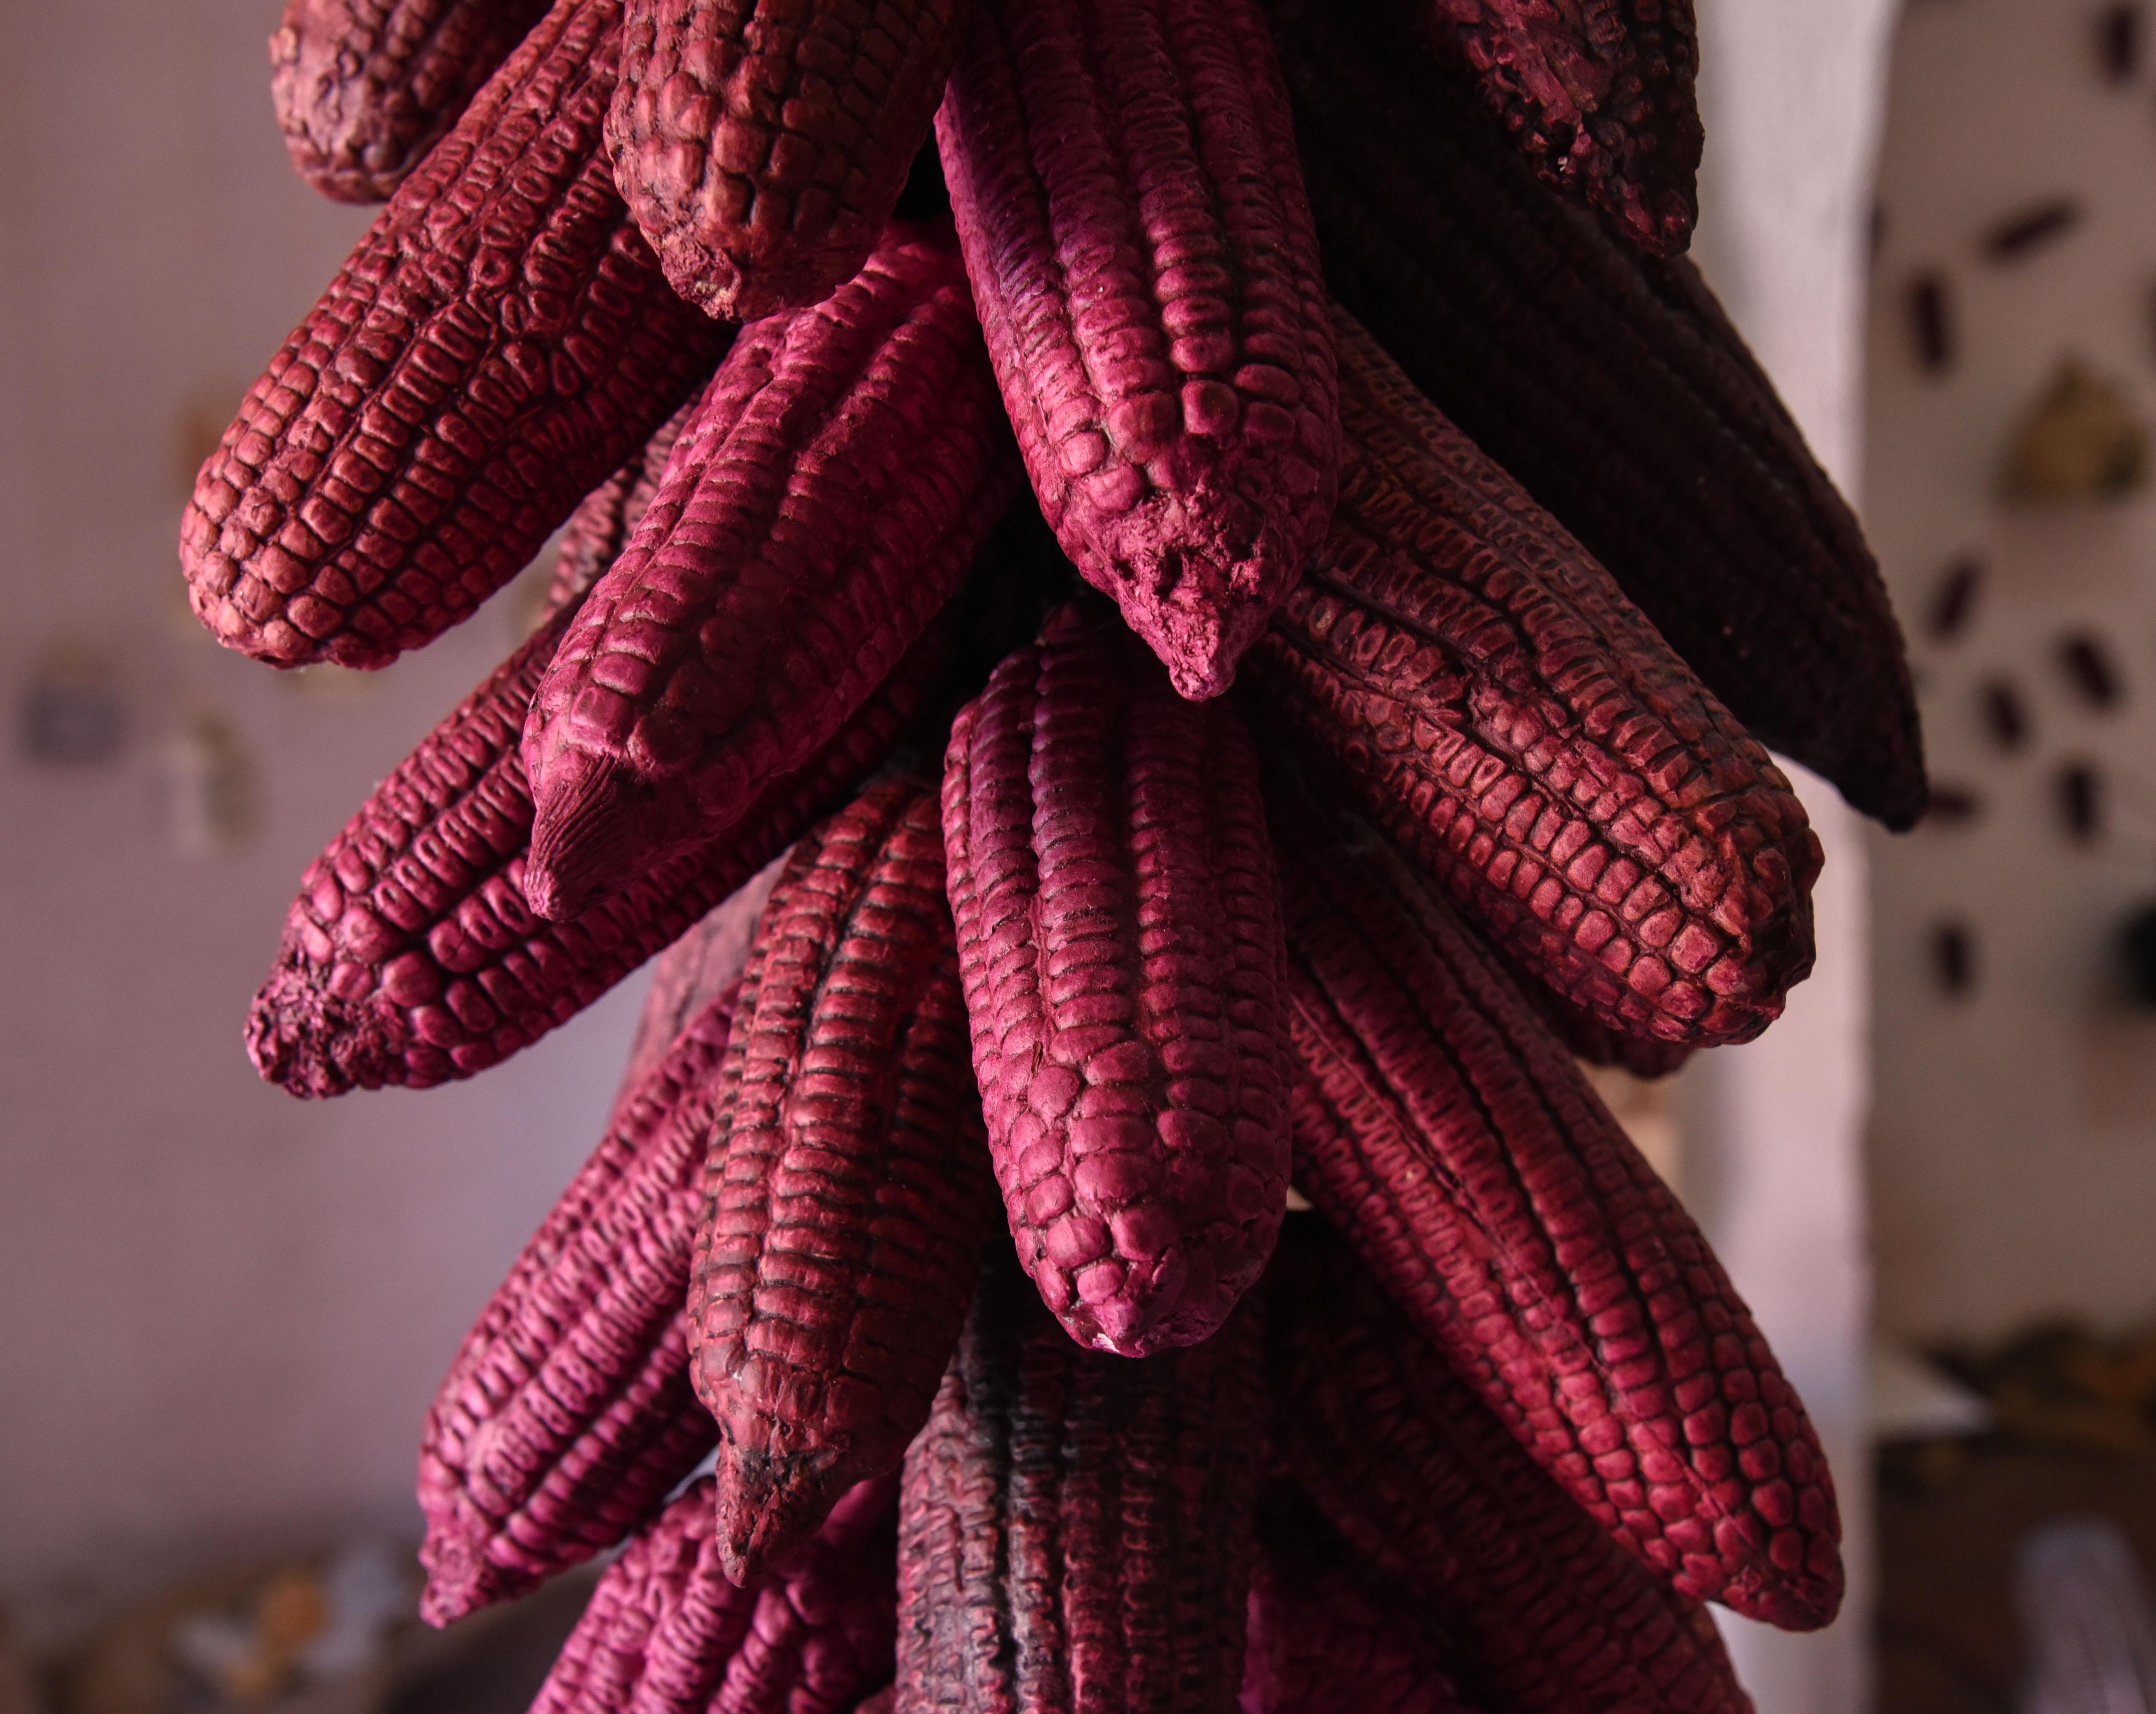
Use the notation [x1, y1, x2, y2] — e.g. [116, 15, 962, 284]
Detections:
[417, 978, 741, 1621]
[1261, 0, 1926, 829]
[690, 779, 998, 1584]
[540, 394, 700, 624]
[935, 0, 1340, 699]
[1242, 312, 1819, 1048]
[1266, 781, 1841, 1629]
[270, 0, 552, 202]
[1269, 1222, 1757, 1711]
[607, 0, 977, 320]
[522, 222, 1017, 919]
[894, 1260, 1261, 1713]
[248, 609, 949, 1096]
[1418, 0, 1702, 256]
[1243, 1484, 1484, 1714]
[941, 606, 1290, 1356]
[184, 0, 735, 671]
[531, 1473, 899, 1714]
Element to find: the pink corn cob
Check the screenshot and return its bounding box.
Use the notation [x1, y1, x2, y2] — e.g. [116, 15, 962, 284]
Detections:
[935, 0, 1341, 699]
[269, 0, 551, 202]
[690, 780, 998, 1584]
[247, 611, 949, 1096]
[607, 0, 977, 319]
[522, 221, 1018, 920]
[1265, 779, 1842, 1628]
[1269, 1221, 1758, 1713]
[1241, 309, 1820, 1048]
[540, 394, 700, 624]
[941, 606, 1292, 1356]
[531, 1474, 899, 1714]
[184, 0, 735, 670]
[418, 979, 741, 1622]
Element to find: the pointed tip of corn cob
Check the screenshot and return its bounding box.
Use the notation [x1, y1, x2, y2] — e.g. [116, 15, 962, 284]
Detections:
[245, 965, 389, 1097]
[521, 748, 660, 922]
[712, 1444, 850, 1589]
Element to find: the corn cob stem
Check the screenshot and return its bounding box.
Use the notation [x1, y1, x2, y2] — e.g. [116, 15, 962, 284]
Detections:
[607, 0, 978, 319]
[689, 779, 999, 1585]
[935, 0, 1340, 699]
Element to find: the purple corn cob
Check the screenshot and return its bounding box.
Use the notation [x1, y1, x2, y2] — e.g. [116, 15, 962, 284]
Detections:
[184, 0, 735, 670]
[935, 0, 1341, 699]
[418, 978, 740, 1623]
[247, 610, 950, 1096]
[522, 221, 1017, 920]
[540, 394, 700, 625]
[940, 606, 1291, 1357]
[1269, 1221, 1758, 1711]
[1265, 780, 1842, 1629]
[1419, 0, 1702, 257]
[607, 0, 977, 320]
[531, 1474, 899, 1714]
[269, 0, 552, 202]
[689, 780, 998, 1585]
[894, 1260, 1262, 1713]
[1241, 310, 1820, 1048]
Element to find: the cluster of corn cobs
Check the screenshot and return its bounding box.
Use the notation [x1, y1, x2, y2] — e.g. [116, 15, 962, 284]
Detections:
[191, 0, 1925, 1705]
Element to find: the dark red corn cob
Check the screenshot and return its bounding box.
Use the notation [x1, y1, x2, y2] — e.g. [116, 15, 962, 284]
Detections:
[941, 606, 1291, 1356]
[269, 0, 552, 203]
[1265, 782, 1841, 1629]
[417, 977, 741, 1622]
[530, 1473, 899, 1714]
[1242, 1485, 1485, 1714]
[894, 1261, 1262, 1714]
[522, 222, 1017, 919]
[184, 0, 736, 671]
[1242, 312, 1820, 1049]
[246, 611, 949, 1096]
[1269, 1222, 1758, 1711]
[1418, 0, 1702, 257]
[689, 779, 999, 1585]
[935, 0, 1341, 700]
[1262, 0, 1926, 830]
[540, 394, 700, 624]
[607, 0, 977, 320]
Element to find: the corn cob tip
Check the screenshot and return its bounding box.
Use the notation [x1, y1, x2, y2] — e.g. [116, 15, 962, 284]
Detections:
[522, 749, 647, 922]
[711, 1444, 849, 1589]
[245, 968, 381, 1097]
[414, 1528, 505, 1629]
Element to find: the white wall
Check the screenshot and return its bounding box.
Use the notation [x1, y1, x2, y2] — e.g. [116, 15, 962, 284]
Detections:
[0, 0, 647, 1641]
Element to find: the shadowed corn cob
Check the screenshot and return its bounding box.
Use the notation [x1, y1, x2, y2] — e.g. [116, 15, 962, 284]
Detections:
[1262, 0, 1926, 829]
[1242, 1484, 1484, 1714]
[1520, 961, 1697, 1078]
[1418, 0, 1702, 256]
[1269, 1222, 1757, 1712]
[531, 1473, 899, 1713]
[894, 1260, 1262, 1713]
[607, 0, 977, 320]
[270, 0, 552, 203]
[540, 394, 700, 623]
[935, 0, 1340, 700]
[1242, 312, 1820, 1049]
[418, 978, 741, 1622]
[690, 779, 999, 1585]
[1266, 784, 1842, 1628]
[247, 610, 950, 1096]
[941, 606, 1290, 1356]
[184, 0, 735, 670]
[522, 222, 1017, 919]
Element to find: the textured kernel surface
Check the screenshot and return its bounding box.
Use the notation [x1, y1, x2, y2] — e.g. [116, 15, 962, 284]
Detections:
[523, 222, 1016, 917]
[1266, 786, 1842, 1628]
[894, 1264, 1260, 1713]
[935, 0, 1340, 698]
[1263, 0, 1926, 829]
[608, 0, 975, 318]
[270, 0, 552, 202]
[531, 1473, 899, 1714]
[184, 0, 734, 670]
[689, 780, 998, 1584]
[1269, 1222, 1759, 1711]
[941, 609, 1291, 1356]
[1242, 312, 1820, 1048]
